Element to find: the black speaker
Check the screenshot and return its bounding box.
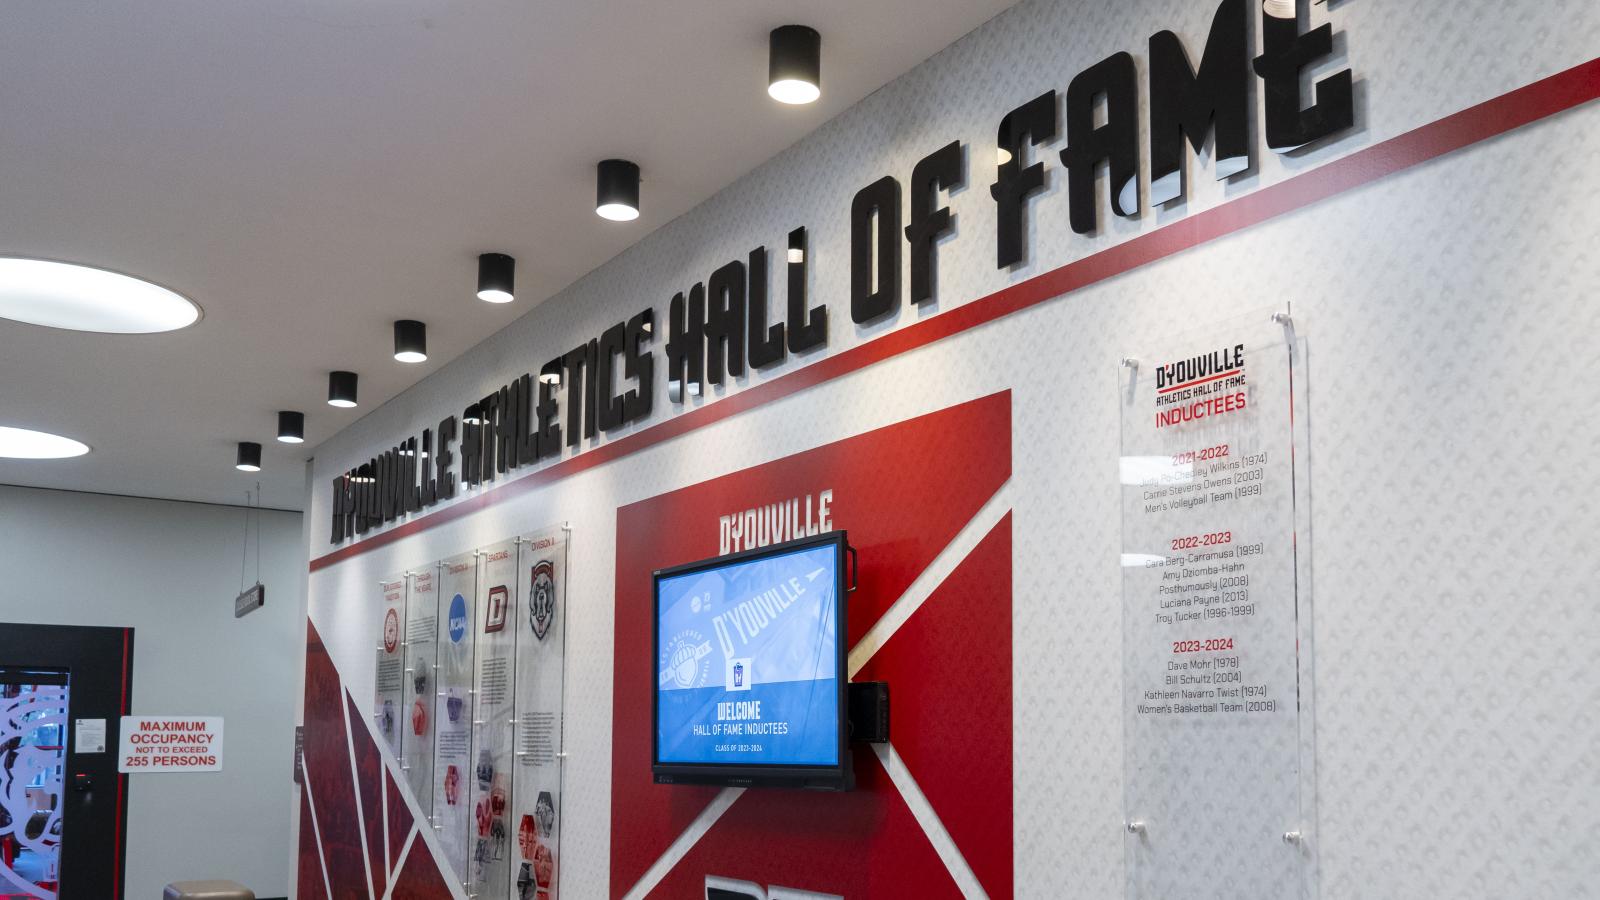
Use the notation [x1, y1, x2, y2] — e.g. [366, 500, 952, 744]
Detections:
[847, 681, 890, 744]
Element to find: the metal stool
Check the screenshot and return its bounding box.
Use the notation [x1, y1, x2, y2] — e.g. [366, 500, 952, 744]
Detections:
[163, 881, 255, 900]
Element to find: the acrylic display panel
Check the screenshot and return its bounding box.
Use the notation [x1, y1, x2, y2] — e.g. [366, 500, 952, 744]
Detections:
[467, 540, 518, 897]
[434, 553, 479, 885]
[373, 577, 407, 760]
[1120, 309, 1317, 899]
[401, 567, 440, 815]
[511, 526, 569, 900]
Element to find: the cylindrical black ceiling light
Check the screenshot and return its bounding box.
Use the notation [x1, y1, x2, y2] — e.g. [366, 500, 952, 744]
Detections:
[462, 403, 483, 426]
[768, 25, 821, 105]
[328, 371, 358, 408]
[236, 441, 262, 472]
[277, 411, 305, 444]
[477, 253, 515, 304]
[596, 159, 641, 221]
[394, 319, 428, 363]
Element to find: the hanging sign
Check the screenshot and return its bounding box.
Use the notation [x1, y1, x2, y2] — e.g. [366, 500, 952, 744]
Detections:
[118, 717, 224, 773]
[234, 583, 265, 618]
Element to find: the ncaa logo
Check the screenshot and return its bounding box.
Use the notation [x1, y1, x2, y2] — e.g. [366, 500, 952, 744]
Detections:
[705, 876, 841, 900]
[529, 560, 557, 641]
[448, 593, 468, 642]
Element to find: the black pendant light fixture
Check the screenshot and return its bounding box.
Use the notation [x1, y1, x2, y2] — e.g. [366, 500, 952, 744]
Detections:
[768, 25, 821, 105]
[477, 253, 515, 304]
[596, 159, 641, 221]
[236, 441, 262, 472]
[328, 371, 358, 408]
[277, 411, 305, 444]
[394, 319, 428, 363]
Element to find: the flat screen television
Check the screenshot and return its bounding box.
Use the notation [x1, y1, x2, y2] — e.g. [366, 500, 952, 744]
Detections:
[652, 530, 852, 790]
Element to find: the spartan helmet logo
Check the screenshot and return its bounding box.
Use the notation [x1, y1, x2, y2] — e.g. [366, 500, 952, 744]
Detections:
[529, 560, 556, 641]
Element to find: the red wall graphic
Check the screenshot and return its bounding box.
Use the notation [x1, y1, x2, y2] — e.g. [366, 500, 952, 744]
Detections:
[611, 391, 1014, 898]
[299, 622, 455, 900]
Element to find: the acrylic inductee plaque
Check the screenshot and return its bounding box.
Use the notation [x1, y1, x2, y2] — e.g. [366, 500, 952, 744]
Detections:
[401, 567, 439, 814]
[1119, 311, 1316, 899]
[512, 526, 569, 900]
[374, 577, 407, 759]
[434, 552, 479, 884]
[468, 541, 518, 897]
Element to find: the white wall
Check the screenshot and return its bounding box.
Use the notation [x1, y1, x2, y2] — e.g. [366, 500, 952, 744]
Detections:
[0, 485, 301, 898]
[303, 0, 1600, 896]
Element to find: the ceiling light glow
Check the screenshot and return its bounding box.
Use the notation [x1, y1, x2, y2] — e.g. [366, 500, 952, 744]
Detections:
[0, 257, 200, 333]
[0, 425, 90, 459]
[768, 79, 821, 105]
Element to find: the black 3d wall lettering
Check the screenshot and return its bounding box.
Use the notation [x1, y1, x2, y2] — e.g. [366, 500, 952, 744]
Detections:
[746, 248, 786, 370]
[991, 91, 1058, 269]
[850, 176, 902, 323]
[1062, 52, 1141, 234]
[785, 228, 826, 354]
[705, 260, 748, 384]
[1254, 4, 1354, 152]
[1149, 0, 1252, 206]
[905, 141, 964, 305]
[331, 0, 1363, 545]
[668, 285, 706, 400]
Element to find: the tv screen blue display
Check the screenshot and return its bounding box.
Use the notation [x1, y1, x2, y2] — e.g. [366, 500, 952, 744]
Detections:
[653, 535, 845, 777]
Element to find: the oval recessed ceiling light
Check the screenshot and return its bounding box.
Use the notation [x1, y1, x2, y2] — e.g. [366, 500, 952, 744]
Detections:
[0, 425, 90, 459]
[0, 258, 199, 333]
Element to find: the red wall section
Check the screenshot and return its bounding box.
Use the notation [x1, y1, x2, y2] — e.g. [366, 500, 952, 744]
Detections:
[856, 513, 1014, 899]
[300, 621, 455, 900]
[610, 392, 1014, 898]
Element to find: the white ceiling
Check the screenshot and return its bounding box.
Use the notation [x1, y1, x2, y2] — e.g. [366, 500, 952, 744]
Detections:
[0, 0, 1015, 511]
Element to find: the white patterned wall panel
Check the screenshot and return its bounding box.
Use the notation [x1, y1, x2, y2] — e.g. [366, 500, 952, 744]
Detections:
[305, 0, 1600, 895]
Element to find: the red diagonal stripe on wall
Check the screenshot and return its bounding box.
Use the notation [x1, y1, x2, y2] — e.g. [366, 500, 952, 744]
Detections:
[650, 751, 967, 899]
[302, 620, 455, 899]
[857, 513, 1014, 898]
[346, 692, 390, 897]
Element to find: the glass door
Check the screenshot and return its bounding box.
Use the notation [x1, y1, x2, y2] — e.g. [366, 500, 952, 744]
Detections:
[0, 668, 69, 900]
